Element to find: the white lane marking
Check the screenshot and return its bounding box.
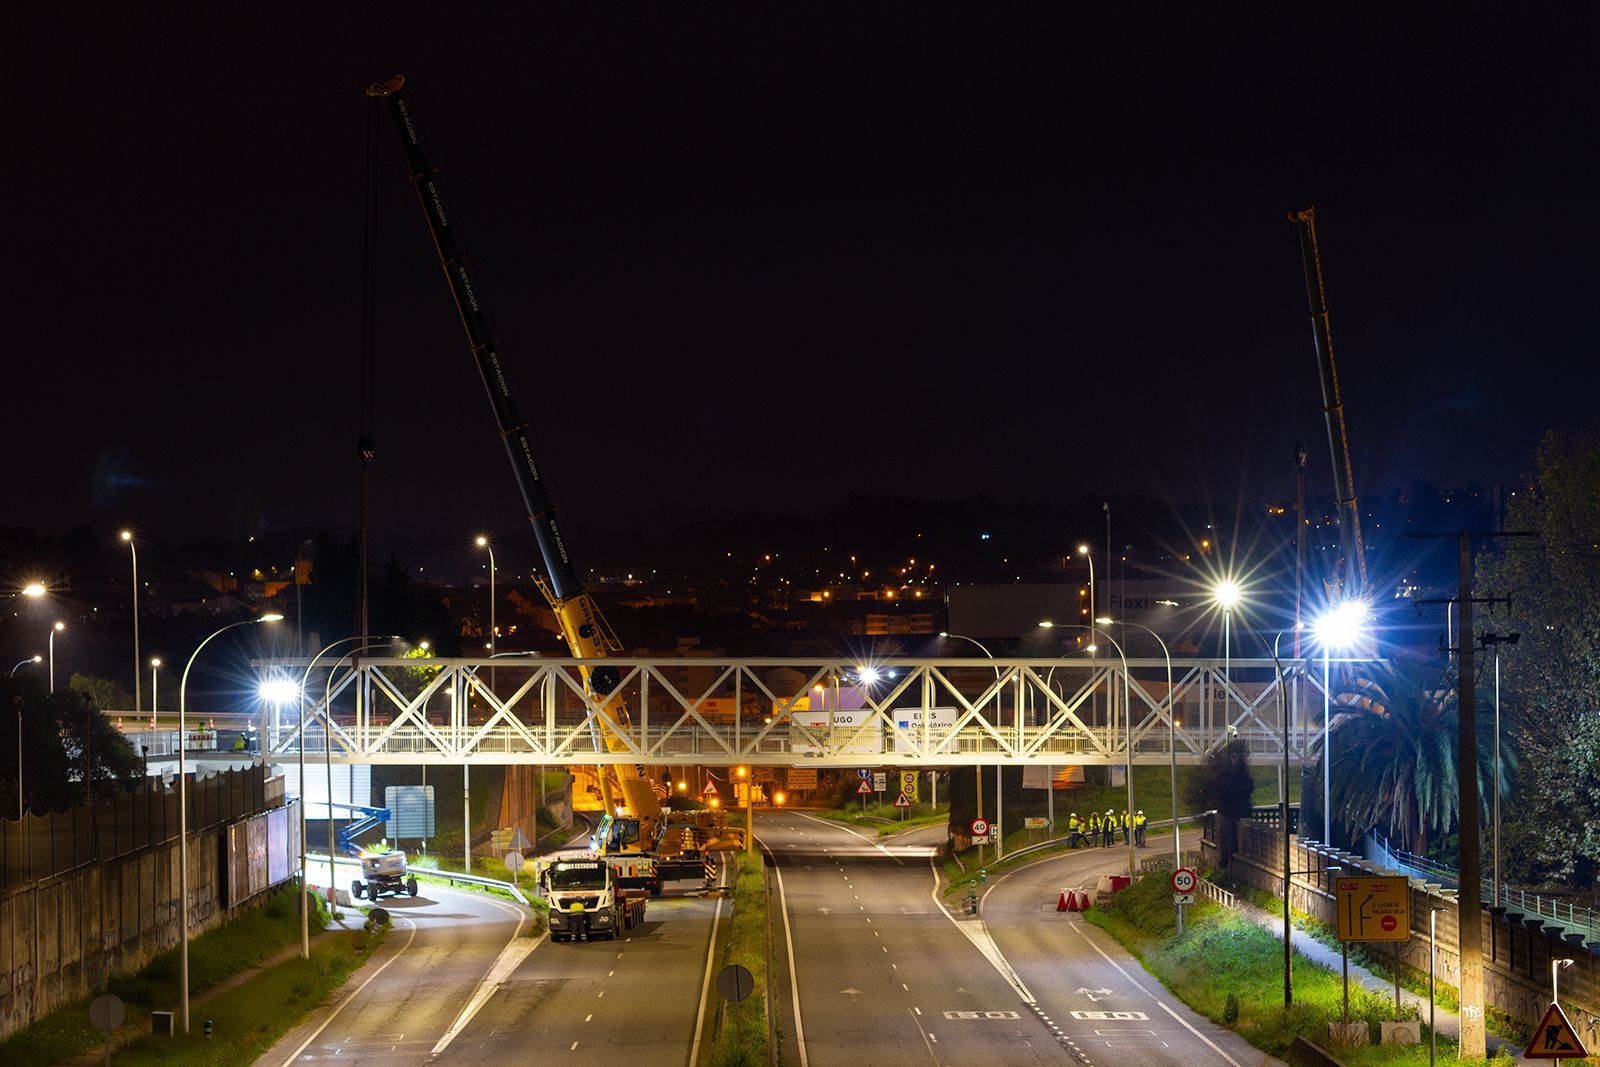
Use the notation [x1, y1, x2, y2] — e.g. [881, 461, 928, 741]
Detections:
[571, 1041, 579, 1050]
[688, 893, 725, 1066]
[1065, 920, 1243, 1067]
[797, 811, 903, 864]
[925, 854, 1036, 1003]
[585, 1014, 592, 1022]
[908, 1005, 944, 1065]
[598, 990, 605, 998]
[428, 927, 537, 1056]
[278, 915, 419, 1066]
[764, 840, 810, 1067]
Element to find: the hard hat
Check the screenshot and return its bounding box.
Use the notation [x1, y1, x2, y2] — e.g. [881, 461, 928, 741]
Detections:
[1138, 809, 1144, 814]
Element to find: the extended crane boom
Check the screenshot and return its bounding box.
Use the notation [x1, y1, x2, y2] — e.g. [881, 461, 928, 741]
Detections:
[1289, 206, 1368, 595]
[366, 75, 658, 830]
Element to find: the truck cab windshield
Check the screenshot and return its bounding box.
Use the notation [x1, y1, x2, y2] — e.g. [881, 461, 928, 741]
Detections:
[549, 865, 607, 890]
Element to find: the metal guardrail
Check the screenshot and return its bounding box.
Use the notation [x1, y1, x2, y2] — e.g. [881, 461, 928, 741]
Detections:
[307, 852, 530, 905]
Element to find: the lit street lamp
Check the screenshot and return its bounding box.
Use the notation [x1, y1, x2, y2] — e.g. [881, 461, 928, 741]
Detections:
[475, 536, 496, 657]
[1312, 599, 1369, 845]
[48, 621, 65, 693]
[120, 531, 141, 714]
[179, 613, 282, 1032]
[149, 658, 162, 728]
[10, 655, 42, 677]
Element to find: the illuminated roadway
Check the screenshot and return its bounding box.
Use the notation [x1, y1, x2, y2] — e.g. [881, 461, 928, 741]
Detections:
[262, 878, 722, 1066]
[759, 811, 1282, 1067]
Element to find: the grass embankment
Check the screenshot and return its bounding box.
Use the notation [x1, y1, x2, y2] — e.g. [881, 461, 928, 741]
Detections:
[0, 888, 382, 1067]
[816, 800, 948, 834]
[706, 851, 770, 1067]
[1087, 872, 1524, 1067]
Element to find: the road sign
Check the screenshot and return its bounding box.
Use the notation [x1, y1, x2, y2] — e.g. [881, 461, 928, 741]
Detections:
[872, 771, 887, 791]
[716, 963, 755, 1002]
[385, 785, 436, 839]
[857, 768, 872, 780]
[893, 793, 912, 808]
[1173, 892, 1196, 905]
[507, 827, 532, 851]
[1024, 817, 1048, 830]
[89, 993, 125, 1031]
[1170, 867, 1198, 893]
[787, 768, 818, 790]
[1525, 1003, 1589, 1059]
[970, 817, 990, 838]
[900, 770, 919, 802]
[701, 779, 719, 797]
[857, 780, 873, 795]
[503, 850, 525, 875]
[1335, 876, 1410, 942]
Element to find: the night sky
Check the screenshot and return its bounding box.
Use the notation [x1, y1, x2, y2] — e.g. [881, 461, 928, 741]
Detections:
[10, 8, 1597, 550]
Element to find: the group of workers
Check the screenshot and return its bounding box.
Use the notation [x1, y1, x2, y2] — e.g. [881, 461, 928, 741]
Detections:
[1066, 808, 1147, 848]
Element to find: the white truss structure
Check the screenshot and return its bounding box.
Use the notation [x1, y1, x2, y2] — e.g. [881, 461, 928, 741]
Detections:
[263, 655, 1382, 769]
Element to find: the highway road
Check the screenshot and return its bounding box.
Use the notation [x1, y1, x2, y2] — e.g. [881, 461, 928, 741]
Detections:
[262, 878, 722, 1066]
[760, 811, 1282, 1067]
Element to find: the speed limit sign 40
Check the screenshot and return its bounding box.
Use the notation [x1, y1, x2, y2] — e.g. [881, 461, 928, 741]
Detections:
[970, 817, 990, 838]
[1171, 867, 1198, 893]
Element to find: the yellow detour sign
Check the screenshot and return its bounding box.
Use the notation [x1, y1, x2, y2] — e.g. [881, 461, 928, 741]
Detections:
[1525, 1002, 1588, 1059]
[900, 771, 919, 803]
[1335, 876, 1410, 941]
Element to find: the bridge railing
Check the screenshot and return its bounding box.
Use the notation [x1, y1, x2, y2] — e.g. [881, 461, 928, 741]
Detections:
[260, 654, 1377, 767]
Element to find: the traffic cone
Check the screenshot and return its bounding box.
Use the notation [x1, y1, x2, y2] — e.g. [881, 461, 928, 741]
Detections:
[1076, 890, 1091, 912]
[1057, 890, 1070, 912]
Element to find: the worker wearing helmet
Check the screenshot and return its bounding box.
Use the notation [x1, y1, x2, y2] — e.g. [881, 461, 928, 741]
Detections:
[1102, 809, 1115, 847]
[1067, 812, 1081, 848]
[1134, 809, 1148, 846]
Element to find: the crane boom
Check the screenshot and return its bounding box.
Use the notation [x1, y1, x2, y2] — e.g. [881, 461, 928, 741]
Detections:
[366, 75, 659, 830]
[1289, 206, 1368, 595]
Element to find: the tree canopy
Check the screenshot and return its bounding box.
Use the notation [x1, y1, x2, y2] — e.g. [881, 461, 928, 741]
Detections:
[1477, 424, 1600, 891]
[3, 674, 144, 817]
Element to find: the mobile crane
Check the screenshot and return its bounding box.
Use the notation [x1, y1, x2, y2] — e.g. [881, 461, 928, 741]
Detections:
[366, 76, 728, 890]
[1289, 206, 1368, 598]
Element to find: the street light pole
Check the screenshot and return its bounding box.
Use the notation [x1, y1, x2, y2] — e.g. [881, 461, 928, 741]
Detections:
[940, 632, 998, 864]
[120, 532, 140, 715]
[179, 614, 282, 1033]
[1102, 620, 1176, 908]
[321, 639, 403, 898]
[149, 659, 161, 729]
[1481, 632, 1518, 908]
[48, 621, 64, 693]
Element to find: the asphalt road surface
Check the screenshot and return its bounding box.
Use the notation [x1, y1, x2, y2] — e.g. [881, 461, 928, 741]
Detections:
[261, 878, 722, 1066]
[760, 812, 1282, 1067]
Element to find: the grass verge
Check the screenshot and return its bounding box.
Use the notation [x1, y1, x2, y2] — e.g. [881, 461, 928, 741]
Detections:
[106, 921, 385, 1066]
[706, 851, 769, 1067]
[1086, 873, 1522, 1066]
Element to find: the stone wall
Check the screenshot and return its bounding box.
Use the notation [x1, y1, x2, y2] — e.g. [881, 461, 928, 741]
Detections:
[1211, 818, 1600, 1051]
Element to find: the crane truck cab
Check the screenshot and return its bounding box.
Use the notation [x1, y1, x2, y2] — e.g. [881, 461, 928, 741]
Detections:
[542, 857, 647, 942]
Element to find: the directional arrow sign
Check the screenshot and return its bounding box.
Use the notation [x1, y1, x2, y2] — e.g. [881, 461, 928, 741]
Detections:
[1335, 876, 1409, 942]
[816, 906, 832, 915]
[1075, 987, 1114, 1002]
[840, 988, 863, 996]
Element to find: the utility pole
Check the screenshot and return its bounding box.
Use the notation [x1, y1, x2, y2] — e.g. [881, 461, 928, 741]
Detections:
[1407, 529, 1534, 1059]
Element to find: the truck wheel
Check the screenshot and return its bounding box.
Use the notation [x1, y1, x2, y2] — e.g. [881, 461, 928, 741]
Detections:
[407, 877, 418, 897]
[649, 879, 663, 898]
[352, 880, 365, 900]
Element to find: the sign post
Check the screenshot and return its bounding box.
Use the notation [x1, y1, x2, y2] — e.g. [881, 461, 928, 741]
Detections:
[1171, 867, 1197, 932]
[90, 994, 125, 1066]
[1336, 875, 1411, 1024]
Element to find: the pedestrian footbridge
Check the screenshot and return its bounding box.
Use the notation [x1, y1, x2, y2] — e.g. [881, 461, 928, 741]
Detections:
[261, 654, 1378, 768]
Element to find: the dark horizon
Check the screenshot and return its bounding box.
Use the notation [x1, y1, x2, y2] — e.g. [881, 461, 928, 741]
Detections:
[9, 9, 1596, 547]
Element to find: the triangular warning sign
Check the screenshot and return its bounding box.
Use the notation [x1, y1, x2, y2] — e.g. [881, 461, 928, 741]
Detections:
[508, 826, 532, 851]
[892, 793, 912, 808]
[1525, 1002, 1588, 1059]
[856, 781, 873, 795]
[701, 779, 719, 797]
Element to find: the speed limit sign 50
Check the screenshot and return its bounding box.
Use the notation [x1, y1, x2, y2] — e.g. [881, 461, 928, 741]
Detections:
[1171, 867, 1198, 893]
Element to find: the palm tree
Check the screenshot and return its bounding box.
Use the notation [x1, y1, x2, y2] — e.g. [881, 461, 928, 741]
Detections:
[1320, 657, 1512, 857]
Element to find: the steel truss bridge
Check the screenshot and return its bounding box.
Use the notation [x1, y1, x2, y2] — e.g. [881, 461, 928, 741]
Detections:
[262, 655, 1381, 769]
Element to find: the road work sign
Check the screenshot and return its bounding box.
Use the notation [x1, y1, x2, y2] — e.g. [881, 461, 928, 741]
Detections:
[1335, 876, 1410, 941]
[1525, 1002, 1588, 1058]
